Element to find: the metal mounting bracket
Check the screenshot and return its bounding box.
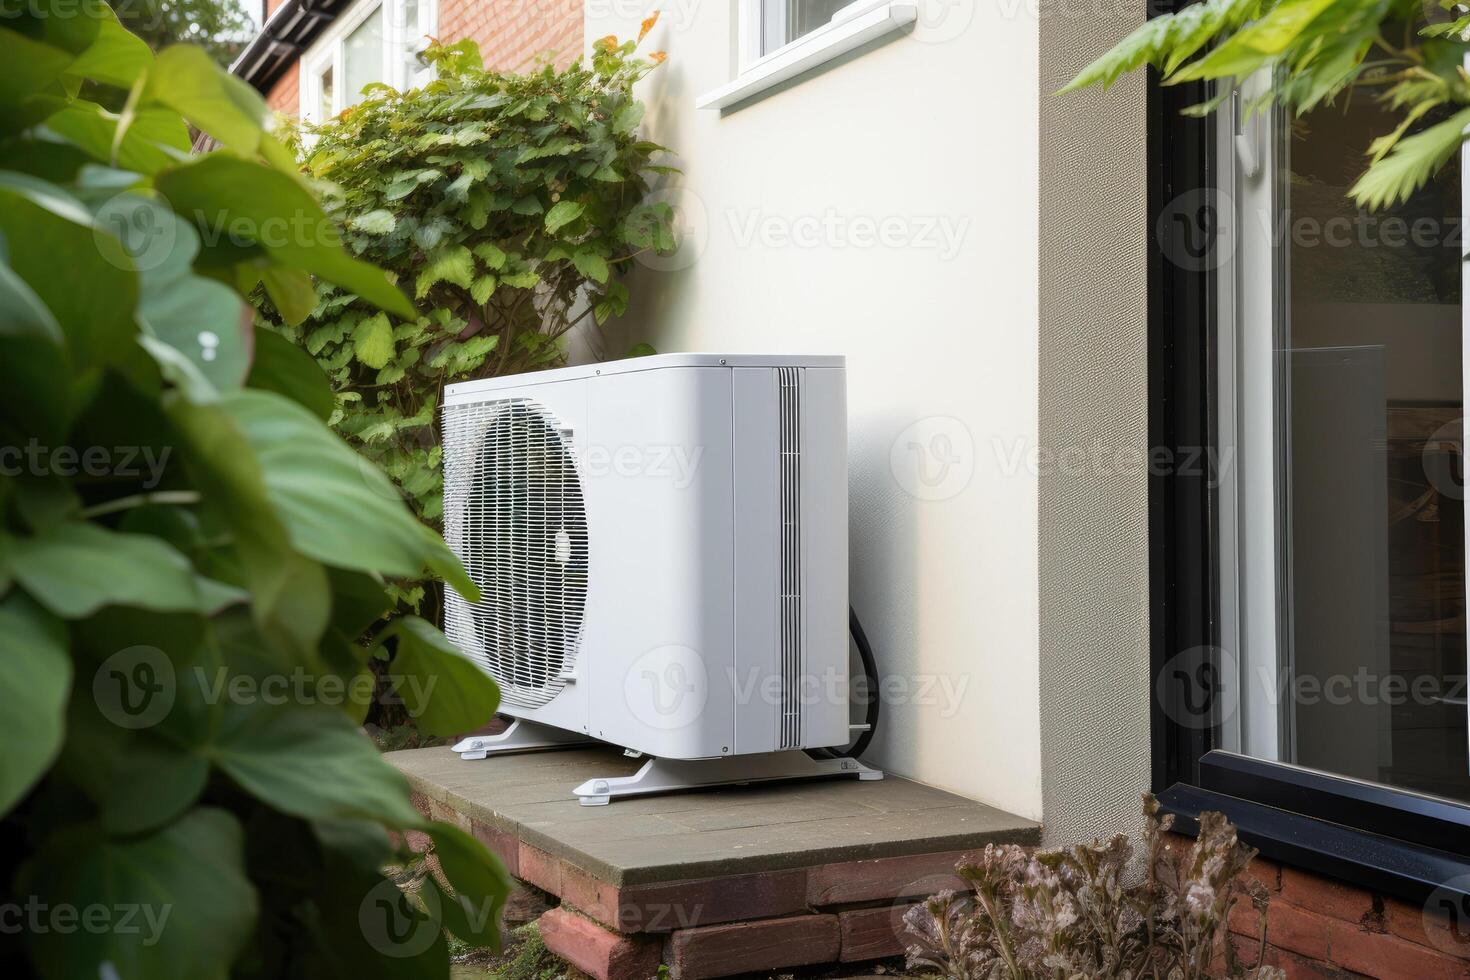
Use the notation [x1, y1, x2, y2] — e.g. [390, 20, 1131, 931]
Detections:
[450, 718, 592, 760]
[572, 752, 883, 806]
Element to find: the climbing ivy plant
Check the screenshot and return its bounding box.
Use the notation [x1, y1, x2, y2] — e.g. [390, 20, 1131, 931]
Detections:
[1065, 0, 1470, 209]
[259, 23, 676, 557]
[0, 3, 509, 977]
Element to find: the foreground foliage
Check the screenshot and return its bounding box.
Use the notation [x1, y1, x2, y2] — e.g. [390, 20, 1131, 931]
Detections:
[905, 795, 1283, 979]
[1065, 0, 1470, 209]
[259, 26, 675, 555]
[0, 3, 509, 977]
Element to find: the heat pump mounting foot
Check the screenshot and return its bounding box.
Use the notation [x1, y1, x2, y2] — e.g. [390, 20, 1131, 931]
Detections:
[451, 718, 592, 760]
[572, 753, 883, 806]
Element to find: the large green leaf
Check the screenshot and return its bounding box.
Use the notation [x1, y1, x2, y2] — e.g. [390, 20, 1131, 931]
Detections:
[20, 808, 258, 980]
[424, 822, 512, 950]
[247, 326, 336, 420]
[135, 45, 295, 172]
[94, 193, 251, 394]
[376, 616, 499, 737]
[208, 703, 423, 826]
[163, 393, 332, 656]
[0, 594, 70, 813]
[154, 155, 415, 319]
[0, 238, 63, 343]
[221, 388, 476, 596]
[0, 172, 138, 371]
[64, 8, 152, 89]
[46, 101, 188, 175]
[2, 521, 247, 619]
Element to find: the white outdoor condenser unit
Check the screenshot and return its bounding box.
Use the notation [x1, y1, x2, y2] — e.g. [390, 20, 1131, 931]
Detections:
[440, 354, 880, 804]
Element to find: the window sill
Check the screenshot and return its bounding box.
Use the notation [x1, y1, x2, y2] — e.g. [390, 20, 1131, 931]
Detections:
[1158, 751, 1470, 904]
[695, 1, 917, 111]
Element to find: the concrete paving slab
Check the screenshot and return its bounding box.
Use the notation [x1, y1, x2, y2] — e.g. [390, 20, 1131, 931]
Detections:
[388, 745, 1039, 886]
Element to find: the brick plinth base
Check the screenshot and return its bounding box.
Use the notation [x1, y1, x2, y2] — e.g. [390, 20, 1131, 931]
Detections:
[1217, 848, 1470, 979]
[409, 788, 976, 978]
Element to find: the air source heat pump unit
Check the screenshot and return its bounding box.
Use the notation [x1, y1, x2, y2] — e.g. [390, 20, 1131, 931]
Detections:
[441, 354, 880, 804]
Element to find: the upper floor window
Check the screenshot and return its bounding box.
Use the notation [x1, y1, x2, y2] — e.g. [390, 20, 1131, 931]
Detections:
[698, 0, 915, 110]
[755, 0, 853, 59]
[301, 0, 435, 124]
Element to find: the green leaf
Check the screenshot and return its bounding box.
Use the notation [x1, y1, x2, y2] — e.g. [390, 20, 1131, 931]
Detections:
[572, 248, 609, 283]
[353, 311, 396, 368]
[161, 394, 333, 657]
[209, 703, 423, 825]
[261, 265, 318, 326]
[1350, 107, 1470, 210]
[44, 101, 188, 175]
[64, 8, 153, 89]
[0, 594, 70, 814]
[154, 154, 415, 319]
[3, 521, 247, 619]
[612, 101, 645, 134]
[351, 208, 398, 235]
[472, 241, 507, 269]
[0, 173, 138, 372]
[247, 327, 336, 420]
[470, 273, 497, 304]
[415, 244, 475, 299]
[376, 617, 499, 737]
[221, 389, 477, 597]
[136, 45, 293, 171]
[423, 822, 512, 949]
[0, 245, 64, 343]
[93, 193, 250, 395]
[21, 808, 257, 980]
[544, 199, 585, 234]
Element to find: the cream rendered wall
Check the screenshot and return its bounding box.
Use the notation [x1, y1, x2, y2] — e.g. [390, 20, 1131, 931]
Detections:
[582, 1, 1044, 819]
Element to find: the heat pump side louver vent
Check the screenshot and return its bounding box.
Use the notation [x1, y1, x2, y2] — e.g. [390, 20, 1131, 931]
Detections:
[442, 397, 589, 709]
[778, 367, 803, 749]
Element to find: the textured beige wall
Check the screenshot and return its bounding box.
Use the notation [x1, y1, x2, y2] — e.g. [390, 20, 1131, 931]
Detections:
[1037, 0, 1153, 846]
[587, 2, 1045, 818]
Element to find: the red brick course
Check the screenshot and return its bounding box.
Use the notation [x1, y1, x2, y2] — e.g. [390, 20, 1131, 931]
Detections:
[837, 904, 917, 962]
[669, 915, 841, 979]
[538, 906, 662, 980]
[1219, 845, 1470, 979]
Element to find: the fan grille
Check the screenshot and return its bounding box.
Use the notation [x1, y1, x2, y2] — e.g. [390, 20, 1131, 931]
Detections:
[442, 397, 589, 709]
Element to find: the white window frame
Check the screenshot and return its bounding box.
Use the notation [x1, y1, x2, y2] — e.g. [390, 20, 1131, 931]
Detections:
[300, 0, 437, 124]
[696, 0, 916, 111]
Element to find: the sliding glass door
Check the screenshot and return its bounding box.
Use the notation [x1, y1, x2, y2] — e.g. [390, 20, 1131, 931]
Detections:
[1218, 77, 1470, 802]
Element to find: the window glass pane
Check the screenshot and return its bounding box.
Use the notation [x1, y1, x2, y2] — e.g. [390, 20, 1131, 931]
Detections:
[342, 6, 384, 107]
[761, 0, 851, 55]
[318, 64, 334, 117]
[401, 0, 424, 84]
[1230, 92, 1469, 802]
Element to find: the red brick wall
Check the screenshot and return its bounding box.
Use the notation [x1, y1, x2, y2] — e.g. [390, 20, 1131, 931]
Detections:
[437, 0, 581, 73]
[1225, 853, 1470, 978]
[260, 0, 582, 114]
[265, 59, 299, 115]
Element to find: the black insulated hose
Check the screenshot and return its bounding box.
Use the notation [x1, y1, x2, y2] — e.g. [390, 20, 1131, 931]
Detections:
[809, 606, 881, 761]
